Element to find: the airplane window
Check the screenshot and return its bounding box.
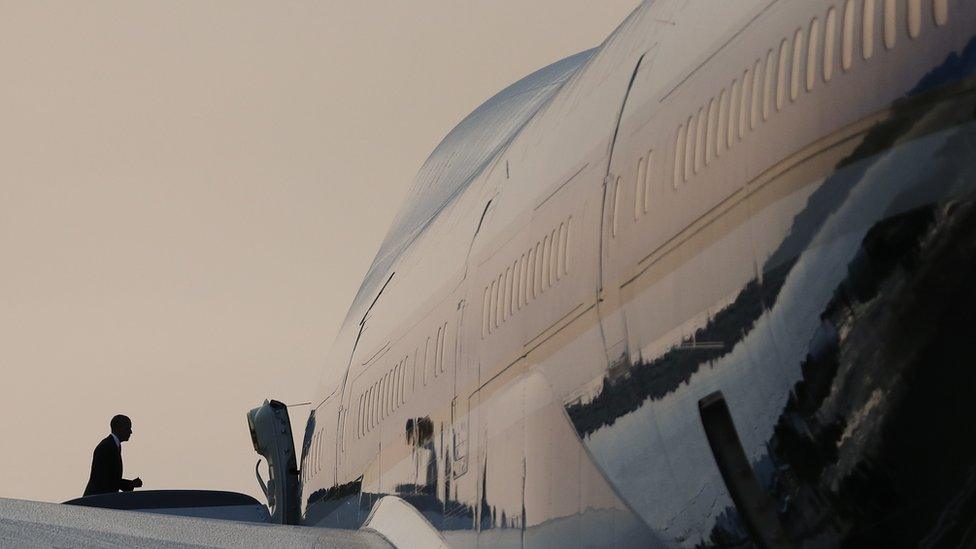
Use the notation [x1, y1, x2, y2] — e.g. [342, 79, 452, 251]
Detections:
[534, 241, 543, 297]
[312, 433, 318, 475]
[388, 369, 393, 413]
[777, 38, 790, 110]
[482, 285, 490, 338]
[612, 176, 623, 237]
[727, 81, 739, 149]
[884, 0, 897, 49]
[513, 257, 522, 311]
[433, 328, 440, 377]
[908, 0, 921, 38]
[642, 154, 653, 213]
[933, 0, 947, 27]
[381, 373, 387, 419]
[502, 267, 512, 322]
[750, 61, 762, 129]
[807, 18, 820, 91]
[635, 156, 647, 218]
[565, 217, 573, 273]
[434, 327, 442, 378]
[438, 323, 447, 373]
[863, 0, 876, 59]
[495, 272, 504, 328]
[843, 0, 856, 70]
[673, 123, 686, 188]
[549, 227, 559, 286]
[393, 363, 399, 409]
[402, 358, 407, 403]
[423, 337, 431, 386]
[695, 107, 706, 173]
[508, 260, 516, 315]
[359, 394, 365, 437]
[488, 281, 497, 333]
[541, 233, 552, 290]
[410, 350, 418, 393]
[371, 384, 377, 428]
[508, 261, 516, 314]
[684, 114, 696, 182]
[716, 90, 727, 158]
[520, 256, 528, 308]
[526, 246, 536, 301]
[824, 7, 837, 82]
[364, 390, 370, 433]
[397, 361, 402, 407]
[391, 366, 397, 412]
[398, 360, 404, 404]
[558, 222, 567, 278]
[739, 69, 751, 139]
[763, 50, 774, 120]
[500, 268, 508, 323]
[379, 375, 385, 420]
[366, 387, 372, 431]
[551, 226, 561, 283]
[705, 100, 717, 165]
[791, 28, 804, 101]
[516, 253, 525, 307]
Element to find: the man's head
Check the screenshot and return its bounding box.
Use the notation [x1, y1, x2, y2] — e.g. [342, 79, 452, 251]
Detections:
[110, 414, 132, 442]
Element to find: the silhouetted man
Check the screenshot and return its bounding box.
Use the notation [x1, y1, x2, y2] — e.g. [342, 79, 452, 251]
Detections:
[83, 414, 143, 497]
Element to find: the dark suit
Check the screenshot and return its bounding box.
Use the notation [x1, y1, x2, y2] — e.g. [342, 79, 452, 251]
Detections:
[83, 435, 137, 496]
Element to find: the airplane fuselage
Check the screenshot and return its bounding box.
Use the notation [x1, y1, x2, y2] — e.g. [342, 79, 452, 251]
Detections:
[296, 1, 976, 546]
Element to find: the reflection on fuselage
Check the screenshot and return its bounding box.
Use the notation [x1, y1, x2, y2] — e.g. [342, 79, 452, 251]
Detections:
[298, 1, 976, 546]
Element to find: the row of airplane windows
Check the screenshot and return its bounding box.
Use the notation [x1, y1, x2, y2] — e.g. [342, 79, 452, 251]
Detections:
[668, 0, 949, 190]
[356, 321, 447, 439]
[305, 429, 322, 481]
[303, 0, 951, 487]
[481, 216, 573, 338]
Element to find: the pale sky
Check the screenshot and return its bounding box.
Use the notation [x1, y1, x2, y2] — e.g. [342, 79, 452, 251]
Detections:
[0, 1, 638, 504]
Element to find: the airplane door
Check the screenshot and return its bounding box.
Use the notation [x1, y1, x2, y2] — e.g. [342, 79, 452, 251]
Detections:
[598, 53, 651, 370]
[451, 299, 470, 478]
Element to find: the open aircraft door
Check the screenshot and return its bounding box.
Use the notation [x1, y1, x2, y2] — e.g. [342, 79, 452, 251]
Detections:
[247, 399, 300, 525]
[451, 299, 470, 479]
[598, 51, 653, 370]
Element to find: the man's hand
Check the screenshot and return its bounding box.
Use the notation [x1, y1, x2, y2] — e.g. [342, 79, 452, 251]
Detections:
[132, 478, 143, 489]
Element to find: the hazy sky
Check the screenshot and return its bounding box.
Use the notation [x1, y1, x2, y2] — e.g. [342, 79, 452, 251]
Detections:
[0, 1, 638, 504]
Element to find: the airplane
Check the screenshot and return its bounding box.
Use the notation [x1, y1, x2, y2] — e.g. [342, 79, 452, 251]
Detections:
[250, 0, 976, 547]
[243, 0, 976, 546]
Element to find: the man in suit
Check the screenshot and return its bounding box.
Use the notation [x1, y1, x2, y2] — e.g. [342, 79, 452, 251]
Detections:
[83, 414, 143, 497]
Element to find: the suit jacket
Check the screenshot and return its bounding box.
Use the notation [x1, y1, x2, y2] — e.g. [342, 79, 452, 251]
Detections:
[83, 435, 136, 497]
